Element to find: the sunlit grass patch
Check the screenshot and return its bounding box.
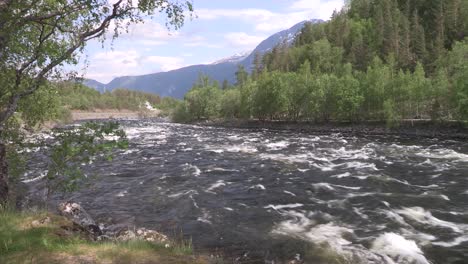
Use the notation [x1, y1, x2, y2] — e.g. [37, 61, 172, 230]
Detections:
[0, 208, 207, 264]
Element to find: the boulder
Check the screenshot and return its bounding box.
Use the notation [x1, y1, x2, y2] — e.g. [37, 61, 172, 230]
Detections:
[58, 202, 102, 238]
[58, 202, 169, 246]
[117, 228, 170, 245]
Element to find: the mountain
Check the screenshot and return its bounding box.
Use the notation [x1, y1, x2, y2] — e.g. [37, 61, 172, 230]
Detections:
[212, 51, 251, 65]
[82, 79, 107, 93]
[106, 62, 238, 99]
[240, 19, 322, 71]
[84, 19, 322, 99]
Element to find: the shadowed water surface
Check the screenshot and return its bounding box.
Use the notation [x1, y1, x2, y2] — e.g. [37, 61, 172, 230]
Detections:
[24, 120, 468, 263]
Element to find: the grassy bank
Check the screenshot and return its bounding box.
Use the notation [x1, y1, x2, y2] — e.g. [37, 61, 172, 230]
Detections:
[0, 209, 209, 264]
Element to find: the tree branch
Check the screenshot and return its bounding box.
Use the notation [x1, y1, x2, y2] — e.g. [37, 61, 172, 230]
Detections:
[1, 0, 190, 130]
[0, 1, 128, 129]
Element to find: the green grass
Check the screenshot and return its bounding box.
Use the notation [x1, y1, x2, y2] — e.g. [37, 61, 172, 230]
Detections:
[0, 208, 209, 264]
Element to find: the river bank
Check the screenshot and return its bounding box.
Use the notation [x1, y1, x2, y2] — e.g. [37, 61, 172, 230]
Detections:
[71, 109, 161, 121]
[0, 207, 210, 264]
[197, 119, 468, 140]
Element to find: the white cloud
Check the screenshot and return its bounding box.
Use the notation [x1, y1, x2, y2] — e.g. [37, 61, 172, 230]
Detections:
[182, 35, 223, 48]
[84, 50, 185, 83]
[114, 19, 215, 48]
[119, 20, 181, 46]
[145, 56, 185, 72]
[195, 8, 275, 21]
[224, 32, 266, 49]
[126, 21, 180, 41]
[255, 11, 312, 32]
[255, 0, 344, 31]
[291, 0, 323, 9]
[106, 19, 180, 46]
[195, 1, 344, 33]
[290, 0, 344, 20]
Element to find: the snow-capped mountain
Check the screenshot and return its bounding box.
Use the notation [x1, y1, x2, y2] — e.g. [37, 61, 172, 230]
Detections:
[212, 51, 251, 65]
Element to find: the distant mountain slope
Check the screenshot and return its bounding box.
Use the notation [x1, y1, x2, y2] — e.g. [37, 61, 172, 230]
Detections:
[84, 19, 322, 99]
[106, 62, 238, 98]
[240, 19, 322, 71]
[82, 79, 106, 93]
[212, 51, 251, 65]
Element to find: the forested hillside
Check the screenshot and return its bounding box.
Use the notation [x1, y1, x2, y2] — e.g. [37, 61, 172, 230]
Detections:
[174, 0, 468, 125]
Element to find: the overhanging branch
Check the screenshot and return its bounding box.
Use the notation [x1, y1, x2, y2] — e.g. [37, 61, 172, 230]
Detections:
[0, 0, 128, 129]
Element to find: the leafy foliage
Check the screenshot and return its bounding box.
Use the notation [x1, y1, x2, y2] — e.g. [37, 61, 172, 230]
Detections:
[0, 0, 193, 201]
[45, 122, 128, 200]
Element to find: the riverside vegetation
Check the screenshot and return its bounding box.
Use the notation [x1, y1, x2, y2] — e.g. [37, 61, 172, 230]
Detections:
[59, 83, 162, 112]
[173, 0, 468, 126]
[14, 81, 164, 124]
[56, 82, 163, 121]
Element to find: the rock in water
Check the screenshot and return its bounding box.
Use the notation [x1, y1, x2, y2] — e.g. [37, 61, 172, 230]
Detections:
[58, 202, 103, 238]
[58, 202, 170, 246]
[117, 228, 170, 245]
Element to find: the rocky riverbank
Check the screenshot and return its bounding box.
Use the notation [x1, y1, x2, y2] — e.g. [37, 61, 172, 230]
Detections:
[58, 202, 171, 245]
[198, 119, 468, 140]
[0, 202, 210, 264]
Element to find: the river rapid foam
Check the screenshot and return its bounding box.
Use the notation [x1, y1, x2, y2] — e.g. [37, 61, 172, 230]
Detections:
[23, 120, 468, 263]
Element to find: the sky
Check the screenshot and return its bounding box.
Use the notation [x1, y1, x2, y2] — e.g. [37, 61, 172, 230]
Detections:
[78, 0, 344, 84]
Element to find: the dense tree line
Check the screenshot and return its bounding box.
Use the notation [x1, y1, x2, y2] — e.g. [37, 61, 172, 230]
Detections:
[58, 83, 161, 112]
[9, 82, 163, 127]
[174, 0, 468, 125]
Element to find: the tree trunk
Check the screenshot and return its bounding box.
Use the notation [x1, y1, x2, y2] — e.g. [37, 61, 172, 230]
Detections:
[0, 142, 8, 204]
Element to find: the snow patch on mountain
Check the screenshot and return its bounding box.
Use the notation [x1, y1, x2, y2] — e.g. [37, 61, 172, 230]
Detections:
[212, 51, 252, 65]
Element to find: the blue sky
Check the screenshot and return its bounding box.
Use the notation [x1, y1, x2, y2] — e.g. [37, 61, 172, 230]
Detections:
[79, 0, 344, 83]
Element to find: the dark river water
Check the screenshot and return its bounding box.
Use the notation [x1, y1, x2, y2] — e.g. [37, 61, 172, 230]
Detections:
[24, 120, 468, 263]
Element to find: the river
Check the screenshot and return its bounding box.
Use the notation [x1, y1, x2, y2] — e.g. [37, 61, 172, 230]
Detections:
[23, 120, 468, 263]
